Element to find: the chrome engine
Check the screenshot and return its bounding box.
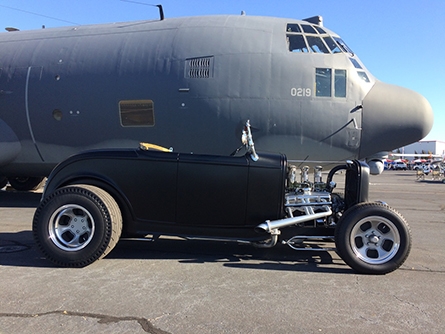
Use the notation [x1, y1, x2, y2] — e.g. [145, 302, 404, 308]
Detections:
[255, 164, 345, 250]
[284, 164, 345, 226]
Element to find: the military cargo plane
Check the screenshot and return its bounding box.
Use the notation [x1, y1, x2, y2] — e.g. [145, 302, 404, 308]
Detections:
[0, 13, 433, 190]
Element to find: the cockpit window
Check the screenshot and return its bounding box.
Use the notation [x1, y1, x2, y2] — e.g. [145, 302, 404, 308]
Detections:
[357, 71, 370, 83]
[323, 37, 342, 54]
[314, 26, 327, 34]
[335, 70, 347, 97]
[286, 24, 301, 33]
[301, 24, 317, 34]
[316, 68, 348, 98]
[333, 37, 354, 56]
[286, 23, 354, 57]
[316, 68, 332, 97]
[306, 36, 330, 54]
[349, 58, 362, 69]
[288, 35, 309, 53]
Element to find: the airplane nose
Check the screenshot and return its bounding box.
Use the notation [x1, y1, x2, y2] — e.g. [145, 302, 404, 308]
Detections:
[359, 81, 433, 158]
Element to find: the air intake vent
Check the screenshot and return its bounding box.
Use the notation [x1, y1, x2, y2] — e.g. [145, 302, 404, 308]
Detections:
[185, 56, 214, 78]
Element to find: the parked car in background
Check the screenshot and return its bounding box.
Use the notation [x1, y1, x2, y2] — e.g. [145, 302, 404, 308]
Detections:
[413, 164, 430, 174]
[393, 161, 407, 170]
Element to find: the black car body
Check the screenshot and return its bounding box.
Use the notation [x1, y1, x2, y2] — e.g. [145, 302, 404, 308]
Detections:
[42, 148, 287, 241]
[33, 122, 412, 274]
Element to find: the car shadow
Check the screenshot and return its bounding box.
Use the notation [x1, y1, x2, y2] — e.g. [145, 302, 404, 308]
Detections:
[0, 190, 352, 273]
[0, 190, 42, 208]
[416, 179, 444, 184]
[109, 238, 353, 274]
[0, 231, 53, 268]
[0, 231, 352, 273]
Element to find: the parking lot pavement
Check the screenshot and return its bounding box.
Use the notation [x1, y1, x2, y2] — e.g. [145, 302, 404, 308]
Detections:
[1, 171, 444, 333]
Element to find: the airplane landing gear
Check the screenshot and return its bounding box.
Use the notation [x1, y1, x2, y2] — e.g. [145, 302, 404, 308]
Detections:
[7, 176, 45, 191]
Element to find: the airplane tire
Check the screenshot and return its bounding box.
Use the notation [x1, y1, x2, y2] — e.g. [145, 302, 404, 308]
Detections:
[33, 184, 122, 267]
[335, 202, 411, 275]
[8, 176, 45, 191]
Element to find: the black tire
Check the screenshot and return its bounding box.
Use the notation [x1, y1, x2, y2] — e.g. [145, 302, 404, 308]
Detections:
[8, 176, 45, 191]
[33, 184, 122, 267]
[335, 202, 411, 275]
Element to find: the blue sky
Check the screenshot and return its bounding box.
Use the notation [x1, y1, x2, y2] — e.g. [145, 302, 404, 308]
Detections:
[0, 0, 443, 142]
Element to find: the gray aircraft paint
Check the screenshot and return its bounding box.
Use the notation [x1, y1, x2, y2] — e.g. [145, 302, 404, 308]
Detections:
[0, 15, 433, 177]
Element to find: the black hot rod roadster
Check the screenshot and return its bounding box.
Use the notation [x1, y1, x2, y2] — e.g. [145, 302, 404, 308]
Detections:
[33, 121, 411, 274]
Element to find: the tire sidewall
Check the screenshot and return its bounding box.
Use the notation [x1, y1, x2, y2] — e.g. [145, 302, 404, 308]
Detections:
[33, 186, 113, 267]
[335, 203, 411, 274]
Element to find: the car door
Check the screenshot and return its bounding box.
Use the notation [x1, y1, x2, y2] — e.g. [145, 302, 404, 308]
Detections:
[176, 153, 249, 226]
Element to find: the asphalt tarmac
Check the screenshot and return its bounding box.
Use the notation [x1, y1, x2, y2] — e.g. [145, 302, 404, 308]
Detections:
[0, 171, 444, 333]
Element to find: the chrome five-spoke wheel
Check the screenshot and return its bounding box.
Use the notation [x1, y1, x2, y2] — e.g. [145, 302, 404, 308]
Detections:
[49, 204, 95, 251]
[349, 216, 400, 265]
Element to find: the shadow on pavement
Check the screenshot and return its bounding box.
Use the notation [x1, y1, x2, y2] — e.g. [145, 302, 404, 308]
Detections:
[0, 190, 41, 208]
[0, 232, 352, 274]
[0, 190, 352, 274]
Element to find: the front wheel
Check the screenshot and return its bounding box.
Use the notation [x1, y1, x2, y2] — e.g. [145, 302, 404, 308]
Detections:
[33, 185, 122, 267]
[335, 202, 411, 274]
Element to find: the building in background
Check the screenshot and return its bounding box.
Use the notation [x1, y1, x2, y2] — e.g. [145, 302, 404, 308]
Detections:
[395, 140, 445, 157]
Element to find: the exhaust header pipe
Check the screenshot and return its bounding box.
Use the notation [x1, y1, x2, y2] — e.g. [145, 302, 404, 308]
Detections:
[255, 208, 332, 234]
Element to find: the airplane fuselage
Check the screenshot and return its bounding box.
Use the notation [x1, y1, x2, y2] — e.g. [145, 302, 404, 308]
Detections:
[0, 15, 433, 178]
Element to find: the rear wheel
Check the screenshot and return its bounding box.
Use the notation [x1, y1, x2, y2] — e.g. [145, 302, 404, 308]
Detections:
[335, 202, 411, 274]
[33, 184, 122, 267]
